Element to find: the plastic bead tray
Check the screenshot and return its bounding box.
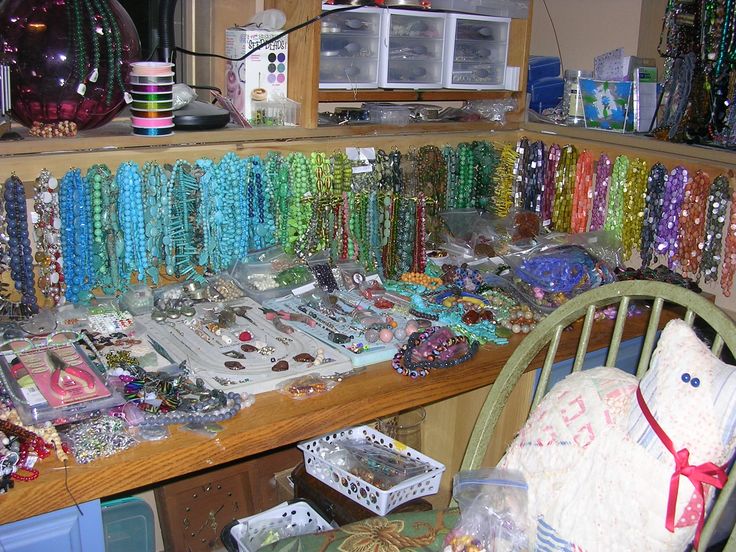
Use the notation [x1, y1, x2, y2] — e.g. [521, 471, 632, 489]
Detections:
[298, 425, 445, 516]
[266, 289, 441, 367]
[229, 500, 332, 552]
[135, 297, 352, 395]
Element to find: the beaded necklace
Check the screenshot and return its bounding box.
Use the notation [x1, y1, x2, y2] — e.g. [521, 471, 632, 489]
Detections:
[472, 141, 498, 210]
[655, 166, 687, 270]
[513, 137, 530, 211]
[702, 175, 730, 283]
[603, 155, 629, 242]
[393, 196, 416, 279]
[116, 162, 148, 283]
[524, 140, 544, 213]
[570, 150, 594, 233]
[721, 175, 736, 296]
[90, 0, 127, 104]
[169, 160, 205, 283]
[455, 143, 474, 208]
[551, 145, 577, 233]
[589, 154, 612, 231]
[412, 193, 427, 273]
[0, 177, 10, 311]
[494, 142, 517, 217]
[104, 163, 125, 292]
[32, 169, 65, 306]
[418, 145, 447, 239]
[541, 144, 561, 227]
[640, 163, 667, 267]
[675, 170, 711, 278]
[286, 153, 315, 258]
[86, 165, 111, 290]
[59, 169, 94, 303]
[621, 158, 648, 260]
[310, 152, 333, 254]
[141, 162, 167, 284]
[442, 145, 458, 207]
[247, 155, 276, 252]
[3, 176, 39, 313]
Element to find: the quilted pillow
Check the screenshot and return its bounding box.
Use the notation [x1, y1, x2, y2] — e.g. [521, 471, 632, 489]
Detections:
[499, 319, 736, 551]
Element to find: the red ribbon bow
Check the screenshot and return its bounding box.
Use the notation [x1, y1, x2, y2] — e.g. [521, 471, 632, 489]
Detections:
[636, 386, 728, 551]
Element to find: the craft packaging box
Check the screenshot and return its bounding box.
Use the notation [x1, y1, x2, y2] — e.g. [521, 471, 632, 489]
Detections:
[224, 28, 288, 121]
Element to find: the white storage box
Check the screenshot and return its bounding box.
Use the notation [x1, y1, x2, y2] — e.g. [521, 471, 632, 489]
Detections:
[298, 425, 445, 516]
[430, 0, 530, 19]
[320, 6, 383, 89]
[443, 13, 510, 89]
[379, 10, 446, 89]
[229, 501, 332, 552]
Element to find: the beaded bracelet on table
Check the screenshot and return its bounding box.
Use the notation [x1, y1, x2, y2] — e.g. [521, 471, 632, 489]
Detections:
[392, 327, 480, 378]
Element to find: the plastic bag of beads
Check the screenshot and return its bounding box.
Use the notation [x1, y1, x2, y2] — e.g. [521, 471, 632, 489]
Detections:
[277, 373, 337, 400]
[337, 261, 367, 291]
[503, 243, 616, 313]
[444, 468, 529, 552]
[306, 250, 339, 292]
[61, 415, 138, 463]
[541, 230, 624, 270]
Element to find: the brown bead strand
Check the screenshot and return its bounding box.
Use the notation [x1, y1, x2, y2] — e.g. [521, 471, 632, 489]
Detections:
[720, 174, 736, 296]
[676, 170, 711, 278]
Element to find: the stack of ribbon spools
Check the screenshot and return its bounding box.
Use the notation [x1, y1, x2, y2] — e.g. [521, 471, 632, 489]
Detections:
[129, 62, 175, 137]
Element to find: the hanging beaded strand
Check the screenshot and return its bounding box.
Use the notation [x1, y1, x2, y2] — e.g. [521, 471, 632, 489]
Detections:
[570, 150, 594, 233]
[59, 169, 95, 303]
[494, 143, 517, 217]
[471, 141, 498, 211]
[541, 144, 561, 227]
[675, 170, 711, 278]
[455, 143, 474, 209]
[654, 166, 688, 270]
[603, 155, 630, 243]
[621, 158, 648, 261]
[3, 176, 39, 314]
[524, 140, 544, 214]
[32, 169, 65, 306]
[640, 163, 668, 267]
[551, 145, 577, 233]
[513, 137, 530, 211]
[701, 174, 730, 284]
[721, 173, 736, 296]
[116, 162, 148, 283]
[589, 153, 612, 231]
[168, 160, 205, 283]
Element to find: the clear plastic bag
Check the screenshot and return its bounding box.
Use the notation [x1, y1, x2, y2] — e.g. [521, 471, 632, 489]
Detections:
[445, 468, 529, 552]
[502, 243, 616, 312]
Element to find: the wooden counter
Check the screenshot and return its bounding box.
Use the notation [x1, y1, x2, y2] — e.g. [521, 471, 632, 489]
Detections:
[0, 308, 672, 525]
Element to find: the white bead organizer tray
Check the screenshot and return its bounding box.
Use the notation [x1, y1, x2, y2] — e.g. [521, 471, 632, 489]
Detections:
[135, 297, 352, 395]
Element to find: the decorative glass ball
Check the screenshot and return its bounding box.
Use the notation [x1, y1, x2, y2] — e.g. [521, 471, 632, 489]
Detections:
[0, 0, 140, 130]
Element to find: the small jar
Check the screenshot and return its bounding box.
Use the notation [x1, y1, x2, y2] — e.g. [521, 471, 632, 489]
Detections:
[563, 69, 592, 126]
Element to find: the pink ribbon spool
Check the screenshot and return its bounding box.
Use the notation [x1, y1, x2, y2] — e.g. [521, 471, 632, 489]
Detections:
[130, 116, 174, 128]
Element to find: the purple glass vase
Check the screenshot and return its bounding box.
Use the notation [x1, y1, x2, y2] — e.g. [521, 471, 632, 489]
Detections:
[0, 0, 141, 130]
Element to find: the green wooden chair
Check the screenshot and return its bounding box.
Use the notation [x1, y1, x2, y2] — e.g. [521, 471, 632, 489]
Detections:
[255, 280, 736, 552]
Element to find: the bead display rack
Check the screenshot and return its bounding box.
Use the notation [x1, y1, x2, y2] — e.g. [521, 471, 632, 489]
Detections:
[135, 297, 352, 395]
[266, 289, 435, 368]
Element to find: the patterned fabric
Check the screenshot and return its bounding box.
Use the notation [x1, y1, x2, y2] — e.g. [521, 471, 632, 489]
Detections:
[259, 509, 458, 552]
[499, 319, 736, 552]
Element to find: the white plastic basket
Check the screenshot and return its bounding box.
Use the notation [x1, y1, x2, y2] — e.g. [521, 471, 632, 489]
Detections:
[298, 425, 445, 516]
[230, 501, 332, 552]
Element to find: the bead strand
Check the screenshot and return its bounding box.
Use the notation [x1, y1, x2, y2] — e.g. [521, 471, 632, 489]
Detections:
[570, 149, 594, 233]
[541, 144, 561, 227]
[551, 145, 577, 232]
[32, 169, 65, 306]
[621, 158, 648, 260]
[640, 163, 668, 267]
[59, 169, 94, 303]
[702, 175, 730, 283]
[655, 166, 688, 270]
[603, 155, 629, 242]
[589, 153, 612, 231]
[4, 176, 38, 313]
[676, 170, 711, 278]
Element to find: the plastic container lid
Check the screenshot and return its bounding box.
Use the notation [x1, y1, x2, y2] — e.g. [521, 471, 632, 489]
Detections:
[101, 497, 155, 552]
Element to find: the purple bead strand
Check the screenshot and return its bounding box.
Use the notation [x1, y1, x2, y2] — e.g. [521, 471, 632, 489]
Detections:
[654, 166, 687, 270]
[589, 153, 612, 231]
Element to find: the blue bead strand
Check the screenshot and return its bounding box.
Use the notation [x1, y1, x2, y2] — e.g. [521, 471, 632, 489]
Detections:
[116, 162, 148, 284]
[59, 169, 94, 303]
[3, 176, 38, 313]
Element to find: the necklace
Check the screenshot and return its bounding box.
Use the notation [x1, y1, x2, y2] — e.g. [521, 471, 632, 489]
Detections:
[141, 162, 167, 284]
[541, 144, 561, 227]
[116, 162, 148, 283]
[603, 155, 629, 242]
[640, 163, 667, 267]
[589, 153, 612, 231]
[621, 158, 648, 260]
[721, 177, 736, 296]
[702, 175, 730, 283]
[32, 169, 65, 306]
[169, 160, 205, 284]
[655, 166, 687, 270]
[551, 145, 577, 233]
[513, 137, 530, 211]
[59, 169, 94, 303]
[571, 150, 594, 233]
[676, 170, 711, 278]
[494, 143, 516, 217]
[4, 176, 39, 313]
